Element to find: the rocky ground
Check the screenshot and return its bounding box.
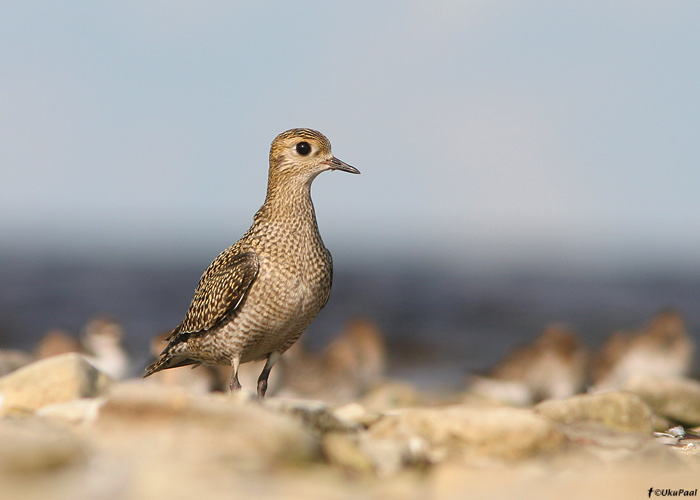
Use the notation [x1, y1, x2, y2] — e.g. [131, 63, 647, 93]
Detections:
[1, 353, 699, 500]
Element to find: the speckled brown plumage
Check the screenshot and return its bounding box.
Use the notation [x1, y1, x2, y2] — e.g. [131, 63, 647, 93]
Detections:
[144, 128, 359, 397]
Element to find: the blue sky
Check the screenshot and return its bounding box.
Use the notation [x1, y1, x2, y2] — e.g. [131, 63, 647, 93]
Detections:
[2, 2, 699, 271]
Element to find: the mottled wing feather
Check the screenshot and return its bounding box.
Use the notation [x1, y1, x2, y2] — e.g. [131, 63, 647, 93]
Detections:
[170, 250, 259, 338]
[320, 249, 333, 309]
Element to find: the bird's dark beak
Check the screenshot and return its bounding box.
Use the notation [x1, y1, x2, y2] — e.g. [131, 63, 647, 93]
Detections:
[324, 156, 360, 174]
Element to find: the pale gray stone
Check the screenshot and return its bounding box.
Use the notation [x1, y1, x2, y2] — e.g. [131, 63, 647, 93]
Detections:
[367, 404, 566, 465]
[624, 376, 700, 427]
[264, 397, 361, 434]
[0, 353, 111, 416]
[92, 382, 319, 470]
[0, 417, 86, 473]
[535, 392, 653, 434]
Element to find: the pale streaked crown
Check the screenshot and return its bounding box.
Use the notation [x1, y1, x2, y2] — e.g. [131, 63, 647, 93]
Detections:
[270, 128, 332, 166]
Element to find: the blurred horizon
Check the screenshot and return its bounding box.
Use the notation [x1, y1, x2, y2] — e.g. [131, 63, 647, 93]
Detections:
[3, 218, 699, 278]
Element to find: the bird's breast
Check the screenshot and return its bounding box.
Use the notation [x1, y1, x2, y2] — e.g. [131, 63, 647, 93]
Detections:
[255, 249, 330, 314]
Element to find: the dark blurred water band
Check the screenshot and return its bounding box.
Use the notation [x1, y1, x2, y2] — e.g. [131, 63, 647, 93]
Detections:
[0, 256, 698, 387]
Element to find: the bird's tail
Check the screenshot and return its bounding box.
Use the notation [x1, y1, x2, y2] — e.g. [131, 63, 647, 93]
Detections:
[143, 348, 199, 377]
[143, 355, 168, 377]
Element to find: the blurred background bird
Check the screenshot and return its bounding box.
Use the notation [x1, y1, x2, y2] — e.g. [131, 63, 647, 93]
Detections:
[467, 324, 589, 405]
[591, 310, 694, 392]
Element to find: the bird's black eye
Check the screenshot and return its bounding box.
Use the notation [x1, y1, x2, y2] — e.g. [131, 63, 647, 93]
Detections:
[295, 142, 311, 156]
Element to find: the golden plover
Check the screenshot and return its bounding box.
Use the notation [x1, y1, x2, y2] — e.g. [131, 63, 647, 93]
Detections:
[144, 128, 359, 398]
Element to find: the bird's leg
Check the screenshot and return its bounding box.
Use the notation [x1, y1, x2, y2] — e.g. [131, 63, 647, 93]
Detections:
[229, 357, 242, 392]
[257, 351, 281, 399]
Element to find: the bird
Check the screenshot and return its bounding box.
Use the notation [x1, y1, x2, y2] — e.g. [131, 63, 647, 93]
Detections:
[591, 309, 693, 392]
[35, 328, 83, 359]
[144, 128, 360, 398]
[467, 324, 589, 405]
[276, 317, 387, 403]
[81, 315, 130, 380]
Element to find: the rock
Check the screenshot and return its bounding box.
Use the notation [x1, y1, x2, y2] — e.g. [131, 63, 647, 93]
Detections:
[0, 353, 111, 416]
[264, 397, 361, 434]
[91, 382, 319, 471]
[333, 402, 381, 428]
[366, 404, 565, 466]
[322, 427, 422, 477]
[535, 392, 653, 434]
[466, 375, 533, 406]
[669, 436, 700, 465]
[624, 376, 700, 427]
[0, 349, 34, 377]
[0, 417, 86, 473]
[360, 380, 422, 413]
[321, 432, 375, 475]
[36, 398, 104, 427]
[554, 421, 683, 468]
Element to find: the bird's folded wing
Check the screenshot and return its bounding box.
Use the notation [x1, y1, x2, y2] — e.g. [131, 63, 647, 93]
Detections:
[170, 251, 259, 337]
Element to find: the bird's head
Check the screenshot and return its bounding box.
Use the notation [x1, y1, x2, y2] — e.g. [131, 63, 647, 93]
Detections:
[268, 128, 360, 184]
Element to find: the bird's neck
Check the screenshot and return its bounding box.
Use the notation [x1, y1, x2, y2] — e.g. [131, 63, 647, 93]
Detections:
[259, 177, 318, 225]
